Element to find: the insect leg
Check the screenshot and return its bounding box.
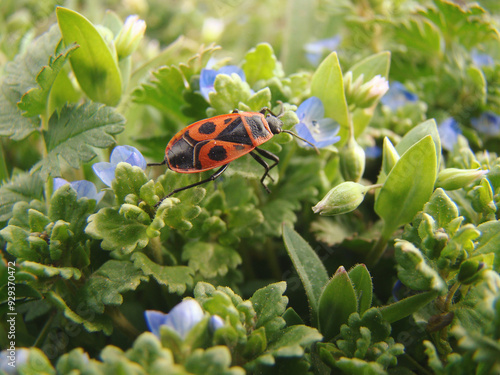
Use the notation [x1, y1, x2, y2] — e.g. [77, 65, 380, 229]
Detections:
[156, 164, 229, 207]
[147, 159, 167, 167]
[250, 148, 280, 193]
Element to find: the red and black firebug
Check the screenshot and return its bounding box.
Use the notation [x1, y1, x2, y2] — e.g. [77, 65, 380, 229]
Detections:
[149, 105, 318, 204]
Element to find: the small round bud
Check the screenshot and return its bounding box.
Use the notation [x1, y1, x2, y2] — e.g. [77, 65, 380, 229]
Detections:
[340, 138, 366, 182]
[114, 15, 146, 59]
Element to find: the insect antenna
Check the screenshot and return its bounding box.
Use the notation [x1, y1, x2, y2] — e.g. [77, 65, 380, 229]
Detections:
[282, 130, 320, 155]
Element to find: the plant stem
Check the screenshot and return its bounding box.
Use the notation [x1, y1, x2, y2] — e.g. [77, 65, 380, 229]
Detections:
[107, 306, 141, 340]
[33, 310, 56, 348]
[0, 140, 9, 183]
[366, 228, 390, 267]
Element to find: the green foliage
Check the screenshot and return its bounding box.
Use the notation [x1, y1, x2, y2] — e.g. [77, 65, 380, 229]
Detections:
[1, 1, 500, 374]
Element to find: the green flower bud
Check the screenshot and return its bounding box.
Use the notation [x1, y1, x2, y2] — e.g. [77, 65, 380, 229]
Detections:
[344, 72, 389, 109]
[114, 15, 146, 59]
[312, 182, 371, 215]
[435, 168, 488, 190]
[381, 137, 400, 175]
[340, 138, 366, 182]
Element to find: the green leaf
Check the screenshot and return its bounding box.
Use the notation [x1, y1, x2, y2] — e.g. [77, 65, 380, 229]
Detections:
[375, 135, 437, 236]
[349, 51, 391, 82]
[318, 266, 358, 341]
[282, 223, 329, 322]
[207, 74, 253, 115]
[46, 291, 113, 334]
[78, 260, 148, 314]
[379, 290, 439, 323]
[394, 239, 447, 293]
[0, 171, 44, 222]
[185, 347, 245, 375]
[182, 241, 242, 278]
[310, 52, 349, 131]
[85, 207, 151, 255]
[242, 43, 280, 85]
[21, 260, 81, 280]
[56, 7, 122, 106]
[250, 282, 288, 334]
[265, 325, 323, 357]
[112, 162, 149, 204]
[31, 102, 124, 178]
[394, 18, 443, 55]
[0, 26, 63, 140]
[475, 221, 500, 256]
[17, 43, 79, 117]
[15, 348, 55, 375]
[131, 252, 194, 294]
[348, 264, 373, 315]
[395, 119, 441, 175]
[423, 188, 459, 232]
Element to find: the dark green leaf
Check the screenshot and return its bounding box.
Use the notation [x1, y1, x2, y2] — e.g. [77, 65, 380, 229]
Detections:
[318, 266, 358, 341]
[348, 264, 373, 315]
[379, 290, 439, 323]
[0, 171, 44, 222]
[182, 241, 242, 278]
[282, 223, 329, 321]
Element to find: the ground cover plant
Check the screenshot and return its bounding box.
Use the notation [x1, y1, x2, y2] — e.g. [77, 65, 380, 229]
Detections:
[1, 0, 500, 374]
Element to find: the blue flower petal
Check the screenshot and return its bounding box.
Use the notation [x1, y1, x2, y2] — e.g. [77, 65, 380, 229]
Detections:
[295, 97, 340, 148]
[296, 97, 324, 123]
[144, 310, 169, 338]
[304, 35, 341, 65]
[70, 180, 105, 203]
[163, 299, 204, 339]
[92, 162, 116, 187]
[471, 49, 495, 68]
[438, 118, 461, 151]
[209, 315, 225, 332]
[471, 111, 500, 136]
[110, 145, 145, 167]
[380, 82, 418, 110]
[124, 150, 147, 170]
[53, 177, 70, 191]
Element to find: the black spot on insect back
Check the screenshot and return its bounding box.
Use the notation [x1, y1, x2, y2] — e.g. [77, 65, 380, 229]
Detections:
[198, 121, 217, 134]
[208, 145, 227, 161]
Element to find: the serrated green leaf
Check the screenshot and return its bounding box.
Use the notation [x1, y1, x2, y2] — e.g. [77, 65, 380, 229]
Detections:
[318, 266, 358, 341]
[32, 102, 125, 178]
[15, 348, 55, 375]
[182, 241, 241, 278]
[310, 52, 349, 131]
[56, 348, 104, 374]
[20, 260, 81, 280]
[56, 7, 122, 105]
[265, 325, 323, 357]
[0, 26, 63, 140]
[282, 223, 328, 322]
[46, 291, 113, 334]
[250, 282, 288, 332]
[17, 43, 79, 117]
[242, 43, 280, 85]
[0, 171, 44, 222]
[85, 207, 151, 255]
[375, 135, 437, 236]
[131, 252, 193, 294]
[78, 260, 148, 314]
[207, 74, 253, 115]
[394, 18, 443, 55]
[112, 162, 150, 204]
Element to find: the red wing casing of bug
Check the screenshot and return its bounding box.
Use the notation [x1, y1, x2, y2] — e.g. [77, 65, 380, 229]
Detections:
[165, 112, 274, 173]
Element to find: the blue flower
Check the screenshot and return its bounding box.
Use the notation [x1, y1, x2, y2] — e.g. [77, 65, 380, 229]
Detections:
[92, 145, 147, 187]
[471, 111, 500, 136]
[208, 315, 225, 333]
[53, 178, 104, 203]
[145, 299, 204, 340]
[200, 65, 246, 100]
[380, 82, 418, 110]
[304, 36, 341, 66]
[438, 118, 461, 151]
[471, 49, 495, 68]
[294, 97, 341, 148]
[0, 348, 29, 374]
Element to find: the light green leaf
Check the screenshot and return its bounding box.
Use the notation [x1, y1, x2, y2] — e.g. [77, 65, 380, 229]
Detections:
[423, 188, 460, 231]
[250, 282, 288, 333]
[349, 51, 391, 82]
[17, 43, 79, 117]
[475, 221, 500, 256]
[20, 260, 81, 280]
[208, 74, 253, 115]
[56, 7, 122, 106]
[242, 43, 280, 85]
[282, 223, 329, 322]
[31, 102, 125, 178]
[375, 135, 437, 236]
[311, 52, 349, 131]
[131, 252, 194, 294]
[380, 290, 439, 323]
[182, 241, 242, 278]
[318, 266, 358, 341]
[185, 347, 245, 375]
